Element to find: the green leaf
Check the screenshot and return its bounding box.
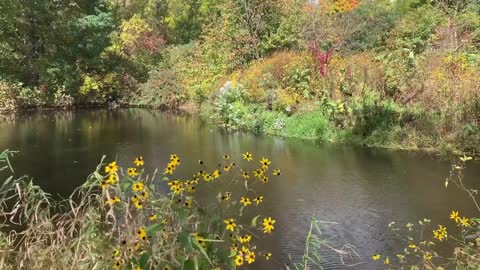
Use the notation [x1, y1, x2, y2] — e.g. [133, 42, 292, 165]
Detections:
[251, 215, 260, 227]
[192, 239, 213, 266]
[178, 232, 193, 251]
[193, 256, 199, 270]
[177, 208, 188, 222]
[229, 248, 237, 258]
[121, 181, 131, 192]
[146, 223, 164, 235]
[201, 238, 224, 242]
[182, 259, 195, 270]
[139, 252, 150, 268]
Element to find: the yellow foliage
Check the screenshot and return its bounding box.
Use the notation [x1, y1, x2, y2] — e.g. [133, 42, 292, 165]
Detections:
[119, 15, 151, 49]
[326, 53, 384, 98]
[420, 52, 480, 118]
[318, 0, 359, 14]
[276, 88, 302, 108]
[80, 76, 100, 95]
[236, 51, 314, 102]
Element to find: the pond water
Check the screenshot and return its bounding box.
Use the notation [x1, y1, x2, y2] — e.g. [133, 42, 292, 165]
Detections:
[1, 109, 479, 269]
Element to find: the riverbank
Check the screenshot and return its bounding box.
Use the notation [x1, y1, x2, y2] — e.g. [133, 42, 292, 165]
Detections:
[0, 103, 476, 158]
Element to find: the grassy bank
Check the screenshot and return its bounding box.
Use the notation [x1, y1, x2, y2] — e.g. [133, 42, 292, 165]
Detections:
[193, 50, 479, 156]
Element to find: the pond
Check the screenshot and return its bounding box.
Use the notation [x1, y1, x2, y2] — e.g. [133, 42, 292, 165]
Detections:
[1, 109, 479, 269]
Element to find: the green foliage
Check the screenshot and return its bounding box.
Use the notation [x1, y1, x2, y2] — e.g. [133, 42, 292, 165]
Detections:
[136, 68, 184, 108]
[345, 0, 399, 51]
[350, 91, 403, 138]
[282, 111, 333, 140]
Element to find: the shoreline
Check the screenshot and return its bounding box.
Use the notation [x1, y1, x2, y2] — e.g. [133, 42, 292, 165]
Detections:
[1, 105, 472, 158]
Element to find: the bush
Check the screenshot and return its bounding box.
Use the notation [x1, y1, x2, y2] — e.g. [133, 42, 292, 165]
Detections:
[136, 68, 184, 109]
[351, 91, 402, 138]
[234, 51, 315, 103]
[0, 80, 22, 111]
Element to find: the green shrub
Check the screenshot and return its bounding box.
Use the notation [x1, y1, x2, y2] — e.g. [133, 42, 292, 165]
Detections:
[136, 68, 184, 109]
[351, 91, 402, 138]
[0, 80, 22, 111]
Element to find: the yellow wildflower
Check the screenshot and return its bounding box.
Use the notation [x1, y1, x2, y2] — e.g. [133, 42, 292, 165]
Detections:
[261, 176, 269, 183]
[113, 248, 120, 258]
[383, 257, 389, 265]
[241, 171, 249, 179]
[149, 213, 157, 221]
[204, 173, 212, 182]
[221, 192, 231, 201]
[246, 250, 255, 264]
[113, 259, 122, 269]
[100, 180, 108, 189]
[253, 169, 263, 178]
[187, 185, 196, 193]
[106, 196, 121, 205]
[243, 152, 253, 161]
[224, 218, 236, 231]
[139, 190, 149, 200]
[184, 199, 192, 208]
[212, 169, 221, 178]
[134, 200, 143, 209]
[253, 196, 263, 206]
[260, 157, 271, 167]
[460, 217, 470, 227]
[105, 161, 118, 174]
[372, 254, 380, 260]
[265, 252, 272, 260]
[106, 173, 119, 184]
[173, 186, 184, 195]
[235, 255, 244, 266]
[137, 227, 147, 241]
[239, 235, 252, 243]
[262, 217, 275, 234]
[450, 211, 460, 222]
[128, 167, 138, 177]
[240, 197, 251, 207]
[132, 182, 144, 192]
[164, 166, 173, 174]
[134, 156, 144, 166]
[273, 169, 280, 176]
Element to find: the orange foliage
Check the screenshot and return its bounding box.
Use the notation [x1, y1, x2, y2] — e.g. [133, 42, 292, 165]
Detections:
[332, 0, 359, 12]
[317, 0, 359, 13]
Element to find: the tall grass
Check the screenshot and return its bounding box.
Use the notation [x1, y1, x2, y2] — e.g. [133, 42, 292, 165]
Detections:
[0, 152, 109, 269]
[0, 150, 280, 269]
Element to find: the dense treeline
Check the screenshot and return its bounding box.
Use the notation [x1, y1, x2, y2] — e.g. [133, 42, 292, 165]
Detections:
[0, 0, 479, 153]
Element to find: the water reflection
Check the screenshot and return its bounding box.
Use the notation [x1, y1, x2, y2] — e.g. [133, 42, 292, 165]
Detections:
[0, 109, 479, 269]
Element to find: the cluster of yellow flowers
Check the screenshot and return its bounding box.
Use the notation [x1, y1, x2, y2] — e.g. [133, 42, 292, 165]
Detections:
[164, 154, 180, 174]
[449, 210, 471, 227]
[432, 225, 447, 242]
[99, 151, 278, 269]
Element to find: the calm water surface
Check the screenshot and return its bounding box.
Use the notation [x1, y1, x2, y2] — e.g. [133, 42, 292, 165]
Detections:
[1, 109, 479, 269]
